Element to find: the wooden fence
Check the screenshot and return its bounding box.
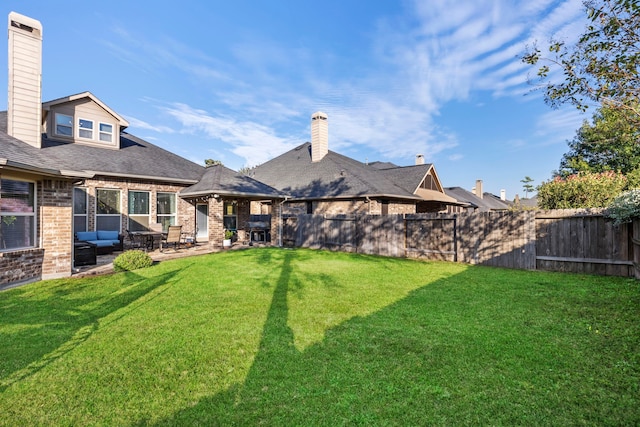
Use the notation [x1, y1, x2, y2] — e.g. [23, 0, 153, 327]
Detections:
[281, 210, 637, 278]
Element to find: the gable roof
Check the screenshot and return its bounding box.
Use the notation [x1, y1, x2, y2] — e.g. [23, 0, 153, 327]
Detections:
[251, 142, 422, 201]
[0, 111, 204, 183]
[181, 164, 284, 199]
[42, 91, 130, 128]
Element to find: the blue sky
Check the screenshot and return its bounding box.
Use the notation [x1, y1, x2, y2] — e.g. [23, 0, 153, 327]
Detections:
[1, 0, 590, 199]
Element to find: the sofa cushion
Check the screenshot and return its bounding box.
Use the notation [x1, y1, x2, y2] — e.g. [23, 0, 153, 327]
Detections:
[88, 240, 114, 248]
[97, 230, 119, 240]
[76, 231, 98, 241]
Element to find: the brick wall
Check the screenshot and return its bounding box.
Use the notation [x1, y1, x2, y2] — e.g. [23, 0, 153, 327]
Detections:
[0, 248, 45, 286]
[80, 177, 196, 235]
[282, 199, 417, 216]
[39, 179, 73, 279]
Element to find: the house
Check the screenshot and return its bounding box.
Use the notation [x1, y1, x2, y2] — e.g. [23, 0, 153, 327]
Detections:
[1, 11, 460, 289]
[445, 180, 512, 212]
[0, 12, 282, 287]
[250, 112, 460, 216]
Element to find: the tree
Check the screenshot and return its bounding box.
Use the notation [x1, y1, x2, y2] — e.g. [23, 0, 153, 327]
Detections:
[557, 105, 640, 176]
[521, 176, 535, 198]
[537, 171, 627, 208]
[204, 159, 223, 167]
[522, 0, 640, 124]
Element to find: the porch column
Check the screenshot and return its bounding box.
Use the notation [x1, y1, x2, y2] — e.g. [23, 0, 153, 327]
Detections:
[210, 197, 224, 248]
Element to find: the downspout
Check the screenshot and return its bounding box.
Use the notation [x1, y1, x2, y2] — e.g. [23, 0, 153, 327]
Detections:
[365, 196, 371, 214]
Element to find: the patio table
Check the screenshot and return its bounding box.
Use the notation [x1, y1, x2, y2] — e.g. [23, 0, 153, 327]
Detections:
[131, 231, 165, 251]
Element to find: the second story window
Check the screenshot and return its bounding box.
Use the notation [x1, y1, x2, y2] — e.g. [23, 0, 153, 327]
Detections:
[78, 119, 93, 139]
[99, 123, 113, 142]
[55, 113, 73, 137]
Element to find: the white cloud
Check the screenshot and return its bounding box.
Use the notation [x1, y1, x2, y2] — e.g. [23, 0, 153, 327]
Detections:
[534, 108, 586, 143]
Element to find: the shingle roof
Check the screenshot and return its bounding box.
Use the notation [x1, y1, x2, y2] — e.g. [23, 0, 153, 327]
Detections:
[0, 111, 205, 183]
[445, 186, 511, 211]
[181, 164, 283, 199]
[251, 142, 422, 200]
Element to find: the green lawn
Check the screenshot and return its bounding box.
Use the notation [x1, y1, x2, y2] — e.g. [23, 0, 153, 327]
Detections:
[1, 248, 638, 426]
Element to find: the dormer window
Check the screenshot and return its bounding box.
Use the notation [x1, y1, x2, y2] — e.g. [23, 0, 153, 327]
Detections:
[55, 113, 73, 136]
[78, 118, 93, 139]
[99, 123, 113, 142]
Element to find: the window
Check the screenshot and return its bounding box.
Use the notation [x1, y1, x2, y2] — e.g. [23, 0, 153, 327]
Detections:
[223, 201, 237, 231]
[96, 189, 121, 231]
[73, 187, 88, 233]
[99, 123, 113, 142]
[1, 178, 35, 250]
[128, 191, 149, 232]
[157, 192, 176, 231]
[55, 113, 73, 136]
[78, 118, 93, 139]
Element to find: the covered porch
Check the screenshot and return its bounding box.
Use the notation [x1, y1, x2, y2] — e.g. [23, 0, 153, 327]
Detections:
[179, 164, 286, 249]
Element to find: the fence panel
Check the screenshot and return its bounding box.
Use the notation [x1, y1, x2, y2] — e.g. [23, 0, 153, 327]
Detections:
[357, 215, 404, 257]
[535, 210, 633, 277]
[405, 214, 456, 261]
[281, 210, 633, 277]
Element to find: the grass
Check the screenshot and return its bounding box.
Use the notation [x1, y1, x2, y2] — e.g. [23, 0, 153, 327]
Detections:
[0, 247, 638, 426]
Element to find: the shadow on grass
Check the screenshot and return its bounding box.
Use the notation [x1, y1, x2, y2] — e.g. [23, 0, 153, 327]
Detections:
[0, 268, 181, 391]
[150, 252, 640, 426]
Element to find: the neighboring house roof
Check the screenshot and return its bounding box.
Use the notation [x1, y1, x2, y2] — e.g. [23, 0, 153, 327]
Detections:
[181, 164, 284, 199]
[445, 186, 511, 211]
[251, 142, 423, 201]
[0, 110, 205, 183]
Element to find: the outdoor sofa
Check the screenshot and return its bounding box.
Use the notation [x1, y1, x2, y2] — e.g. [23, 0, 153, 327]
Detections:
[75, 230, 124, 255]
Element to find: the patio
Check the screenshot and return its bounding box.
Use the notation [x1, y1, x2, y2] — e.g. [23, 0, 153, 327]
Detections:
[72, 240, 266, 278]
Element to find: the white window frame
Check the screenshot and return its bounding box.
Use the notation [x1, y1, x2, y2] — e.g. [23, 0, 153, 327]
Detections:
[95, 188, 121, 231]
[54, 113, 73, 137]
[128, 190, 150, 232]
[0, 177, 37, 251]
[156, 192, 176, 231]
[99, 122, 113, 143]
[73, 187, 88, 234]
[78, 118, 94, 140]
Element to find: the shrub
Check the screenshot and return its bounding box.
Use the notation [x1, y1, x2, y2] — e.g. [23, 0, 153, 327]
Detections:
[537, 171, 627, 209]
[606, 189, 640, 225]
[113, 250, 153, 272]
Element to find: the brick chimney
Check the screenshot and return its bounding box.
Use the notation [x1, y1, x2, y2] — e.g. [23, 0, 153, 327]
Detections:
[7, 12, 43, 148]
[311, 111, 328, 162]
[415, 154, 425, 165]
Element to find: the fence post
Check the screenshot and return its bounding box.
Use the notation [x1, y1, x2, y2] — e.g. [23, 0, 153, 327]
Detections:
[633, 219, 640, 279]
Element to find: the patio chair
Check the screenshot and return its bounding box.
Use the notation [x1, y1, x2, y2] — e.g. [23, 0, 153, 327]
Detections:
[161, 225, 182, 252]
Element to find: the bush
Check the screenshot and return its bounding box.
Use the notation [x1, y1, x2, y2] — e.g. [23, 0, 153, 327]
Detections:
[113, 250, 153, 272]
[537, 171, 627, 209]
[606, 189, 640, 225]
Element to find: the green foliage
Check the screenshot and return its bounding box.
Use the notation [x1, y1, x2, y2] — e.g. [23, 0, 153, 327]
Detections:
[537, 171, 627, 208]
[204, 159, 223, 167]
[224, 229, 234, 240]
[522, 0, 640, 124]
[113, 249, 153, 271]
[558, 105, 640, 176]
[606, 188, 640, 224]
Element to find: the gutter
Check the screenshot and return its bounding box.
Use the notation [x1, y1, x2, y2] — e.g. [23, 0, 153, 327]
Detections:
[85, 170, 199, 184]
[0, 158, 91, 178]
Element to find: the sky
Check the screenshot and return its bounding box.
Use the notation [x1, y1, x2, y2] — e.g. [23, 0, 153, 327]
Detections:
[1, 0, 592, 199]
